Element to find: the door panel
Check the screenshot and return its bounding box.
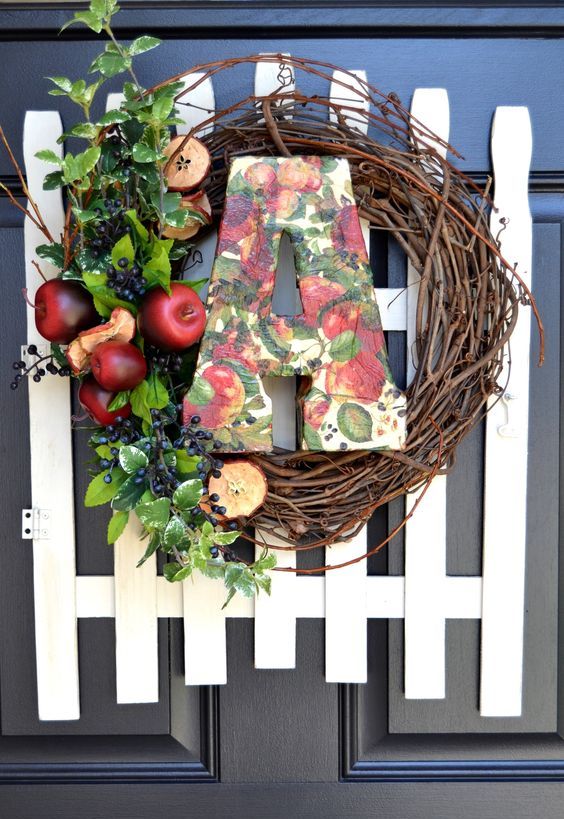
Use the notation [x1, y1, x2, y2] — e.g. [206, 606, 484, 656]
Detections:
[0, 4, 563, 817]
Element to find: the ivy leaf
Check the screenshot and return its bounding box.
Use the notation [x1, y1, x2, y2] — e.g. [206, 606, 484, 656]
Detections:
[213, 530, 240, 546]
[328, 330, 361, 362]
[36, 243, 65, 267]
[112, 475, 148, 512]
[255, 573, 272, 595]
[35, 149, 62, 166]
[201, 558, 226, 580]
[97, 109, 131, 126]
[129, 35, 161, 56]
[60, 10, 103, 33]
[107, 390, 130, 411]
[163, 561, 192, 582]
[136, 532, 161, 567]
[62, 146, 101, 183]
[111, 233, 135, 268]
[163, 517, 188, 551]
[256, 552, 277, 571]
[119, 444, 148, 473]
[235, 570, 257, 598]
[46, 76, 72, 93]
[221, 587, 237, 609]
[43, 171, 64, 190]
[224, 562, 244, 589]
[84, 467, 126, 507]
[172, 479, 203, 511]
[336, 402, 373, 443]
[132, 143, 158, 163]
[152, 95, 175, 122]
[175, 450, 200, 477]
[107, 510, 129, 544]
[135, 497, 171, 531]
[97, 52, 130, 78]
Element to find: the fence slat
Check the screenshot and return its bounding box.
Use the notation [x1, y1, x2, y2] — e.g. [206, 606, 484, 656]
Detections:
[176, 73, 215, 137]
[403, 89, 450, 700]
[253, 55, 299, 670]
[480, 107, 532, 717]
[23, 112, 80, 721]
[114, 516, 159, 702]
[324, 70, 370, 683]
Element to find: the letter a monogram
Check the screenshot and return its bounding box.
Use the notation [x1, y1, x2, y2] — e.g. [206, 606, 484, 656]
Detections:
[184, 156, 406, 452]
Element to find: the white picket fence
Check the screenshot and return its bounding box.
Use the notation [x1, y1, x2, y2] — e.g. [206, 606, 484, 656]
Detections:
[21, 57, 532, 721]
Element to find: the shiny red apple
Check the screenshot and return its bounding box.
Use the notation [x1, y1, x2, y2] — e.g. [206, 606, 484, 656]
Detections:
[138, 282, 206, 352]
[32, 280, 98, 344]
[78, 375, 132, 426]
[91, 341, 147, 391]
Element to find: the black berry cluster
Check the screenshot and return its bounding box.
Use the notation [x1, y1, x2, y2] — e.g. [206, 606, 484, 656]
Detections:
[106, 257, 147, 302]
[89, 197, 130, 259]
[146, 345, 183, 375]
[10, 344, 71, 390]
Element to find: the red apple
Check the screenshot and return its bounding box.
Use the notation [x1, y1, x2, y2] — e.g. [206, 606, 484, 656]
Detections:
[78, 375, 132, 426]
[32, 280, 98, 344]
[138, 282, 206, 352]
[91, 341, 147, 391]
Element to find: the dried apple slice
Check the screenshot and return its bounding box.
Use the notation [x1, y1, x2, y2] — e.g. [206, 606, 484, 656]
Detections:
[164, 135, 211, 192]
[162, 192, 213, 240]
[207, 460, 268, 519]
[66, 306, 136, 373]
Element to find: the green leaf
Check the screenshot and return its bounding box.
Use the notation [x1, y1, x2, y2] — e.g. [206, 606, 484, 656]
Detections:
[62, 146, 101, 183]
[119, 444, 149, 473]
[135, 497, 171, 530]
[129, 35, 161, 56]
[35, 149, 62, 166]
[172, 479, 203, 510]
[256, 552, 277, 571]
[59, 122, 99, 142]
[84, 467, 126, 507]
[107, 510, 129, 544]
[112, 475, 147, 511]
[125, 209, 149, 243]
[43, 171, 64, 190]
[152, 95, 175, 122]
[201, 558, 226, 580]
[60, 10, 103, 33]
[111, 233, 135, 268]
[107, 390, 131, 412]
[303, 424, 323, 450]
[163, 561, 192, 582]
[136, 532, 160, 567]
[97, 109, 131, 126]
[50, 342, 68, 368]
[97, 52, 129, 78]
[175, 450, 200, 477]
[36, 243, 64, 267]
[213, 530, 240, 546]
[132, 143, 158, 163]
[163, 517, 187, 550]
[221, 587, 237, 609]
[46, 76, 72, 92]
[234, 569, 257, 598]
[337, 402, 373, 443]
[328, 330, 361, 362]
[224, 562, 244, 589]
[255, 573, 272, 595]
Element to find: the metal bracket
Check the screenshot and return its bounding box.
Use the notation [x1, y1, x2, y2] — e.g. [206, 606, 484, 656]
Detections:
[22, 508, 51, 540]
[497, 392, 519, 438]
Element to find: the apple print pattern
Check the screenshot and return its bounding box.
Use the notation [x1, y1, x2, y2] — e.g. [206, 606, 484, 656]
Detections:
[183, 155, 406, 452]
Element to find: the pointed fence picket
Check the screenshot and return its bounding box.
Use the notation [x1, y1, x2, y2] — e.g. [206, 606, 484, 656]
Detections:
[21, 57, 533, 719]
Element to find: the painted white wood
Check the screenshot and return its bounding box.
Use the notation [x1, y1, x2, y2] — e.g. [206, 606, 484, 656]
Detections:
[23, 111, 80, 721]
[100, 93, 161, 704]
[325, 71, 371, 683]
[480, 106, 532, 717]
[114, 515, 159, 703]
[176, 73, 215, 137]
[76, 574, 481, 621]
[255, 53, 295, 101]
[253, 55, 299, 670]
[404, 89, 450, 700]
[182, 576, 228, 685]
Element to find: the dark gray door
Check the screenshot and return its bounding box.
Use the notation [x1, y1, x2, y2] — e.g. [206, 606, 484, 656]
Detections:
[0, 3, 563, 817]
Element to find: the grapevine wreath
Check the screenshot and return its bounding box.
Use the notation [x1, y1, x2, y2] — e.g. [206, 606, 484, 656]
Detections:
[3, 1, 543, 602]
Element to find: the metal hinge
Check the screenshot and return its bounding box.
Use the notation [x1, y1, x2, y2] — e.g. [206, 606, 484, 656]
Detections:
[497, 392, 520, 439]
[22, 508, 51, 540]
